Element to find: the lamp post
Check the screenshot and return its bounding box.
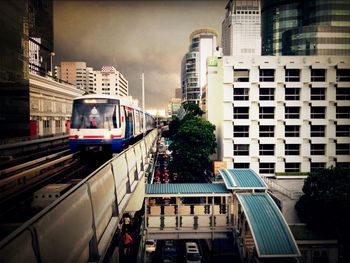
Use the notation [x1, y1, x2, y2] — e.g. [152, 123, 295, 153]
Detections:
[50, 52, 55, 77]
[141, 73, 146, 133]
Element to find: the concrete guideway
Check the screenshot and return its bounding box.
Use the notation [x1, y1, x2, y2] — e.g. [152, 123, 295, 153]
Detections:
[0, 129, 158, 263]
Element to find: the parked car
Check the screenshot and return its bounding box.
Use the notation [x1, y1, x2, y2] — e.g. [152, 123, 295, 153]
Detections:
[185, 242, 201, 263]
[145, 239, 157, 253]
[162, 240, 177, 263]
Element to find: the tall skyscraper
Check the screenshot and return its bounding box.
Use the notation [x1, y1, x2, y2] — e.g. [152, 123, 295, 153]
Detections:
[0, 0, 54, 138]
[262, 0, 350, 56]
[60, 62, 90, 91]
[181, 28, 218, 104]
[222, 0, 261, 56]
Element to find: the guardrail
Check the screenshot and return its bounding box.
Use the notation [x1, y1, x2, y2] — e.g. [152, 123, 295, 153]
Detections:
[0, 129, 158, 263]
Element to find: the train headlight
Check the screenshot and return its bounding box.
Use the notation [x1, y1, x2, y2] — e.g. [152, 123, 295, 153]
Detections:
[78, 135, 83, 139]
[104, 133, 113, 139]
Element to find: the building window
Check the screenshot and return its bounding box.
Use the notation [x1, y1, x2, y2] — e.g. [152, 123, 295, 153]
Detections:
[259, 88, 274, 100]
[336, 125, 350, 136]
[285, 144, 300, 155]
[285, 125, 300, 137]
[336, 69, 350, 82]
[312, 250, 329, 263]
[311, 69, 326, 82]
[310, 162, 326, 172]
[234, 126, 249, 137]
[336, 106, 350, 118]
[234, 144, 249, 155]
[310, 88, 326, 100]
[234, 163, 250, 169]
[259, 163, 275, 174]
[311, 144, 326, 155]
[285, 69, 300, 82]
[336, 88, 350, 100]
[337, 162, 350, 169]
[285, 88, 300, 100]
[233, 107, 249, 119]
[336, 144, 350, 155]
[259, 144, 274, 155]
[233, 88, 249, 100]
[285, 107, 300, 119]
[259, 125, 274, 137]
[259, 69, 275, 82]
[259, 107, 274, 119]
[233, 69, 249, 82]
[285, 163, 300, 172]
[311, 106, 326, 119]
[310, 125, 325, 137]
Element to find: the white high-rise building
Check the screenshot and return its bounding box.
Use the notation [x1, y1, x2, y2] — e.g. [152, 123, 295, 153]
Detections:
[181, 28, 218, 104]
[222, 0, 261, 56]
[93, 66, 128, 97]
[204, 55, 350, 175]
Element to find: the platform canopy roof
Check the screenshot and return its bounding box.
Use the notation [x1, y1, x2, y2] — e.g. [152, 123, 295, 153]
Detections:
[145, 183, 231, 197]
[237, 193, 300, 258]
[218, 169, 267, 190]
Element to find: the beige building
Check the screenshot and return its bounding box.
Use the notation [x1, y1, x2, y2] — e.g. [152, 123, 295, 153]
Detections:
[60, 62, 90, 92]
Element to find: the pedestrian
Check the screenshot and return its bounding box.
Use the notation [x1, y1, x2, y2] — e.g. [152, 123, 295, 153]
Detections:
[123, 231, 133, 256]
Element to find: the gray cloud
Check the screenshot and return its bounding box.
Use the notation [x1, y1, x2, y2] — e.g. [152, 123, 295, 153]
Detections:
[53, 0, 226, 110]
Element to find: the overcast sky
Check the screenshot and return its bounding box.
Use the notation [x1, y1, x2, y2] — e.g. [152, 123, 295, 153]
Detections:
[53, 0, 227, 111]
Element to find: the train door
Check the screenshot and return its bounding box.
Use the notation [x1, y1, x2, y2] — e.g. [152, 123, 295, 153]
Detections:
[120, 106, 125, 137]
[125, 107, 134, 140]
[135, 110, 140, 135]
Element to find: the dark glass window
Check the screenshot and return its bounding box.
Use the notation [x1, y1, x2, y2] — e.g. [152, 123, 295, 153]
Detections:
[234, 144, 249, 155]
[285, 125, 300, 137]
[259, 125, 274, 137]
[259, 88, 274, 100]
[285, 163, 300, 172]
[311, 144, 326, 155]
[259, 69, 275, 82]
[259, 144, 274, 155]
[285, 144, 300, 155]
[311, 107, 326, 119]
[285, 107, 300, 119]
[311, 69, 326, 82]
[336, 125, 350, 136]
[234, 163, 250, 169]
[336, 144, 350, 155]
[234, 69, 249, 82]
[310, 88, 326, 100]
[259, 107, 274, 119]
[233, 126, 249, 137]
[310, 162, 326, 172]
[310, 125, 325, 137]
[285, 69, 300, 82]
[233, 107, 249, 119]
[233, 88, 249, 100]
[259, 163, 275, 174]
[336, 88, 350, 100]
[336, 107, 350, 118]
[285, 88, 300, 100]
[336, 69, 350, 82]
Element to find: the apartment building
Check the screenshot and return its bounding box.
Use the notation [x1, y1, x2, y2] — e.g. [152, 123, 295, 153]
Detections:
[204, 55, 350, 176]
[93, 66, 128, 97]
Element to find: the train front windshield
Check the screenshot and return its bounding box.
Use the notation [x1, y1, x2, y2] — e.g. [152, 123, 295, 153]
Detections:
[71, 99, 119, 129]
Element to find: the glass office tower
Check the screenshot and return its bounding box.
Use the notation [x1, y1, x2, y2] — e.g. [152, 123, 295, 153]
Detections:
[262, 0, 350, 56]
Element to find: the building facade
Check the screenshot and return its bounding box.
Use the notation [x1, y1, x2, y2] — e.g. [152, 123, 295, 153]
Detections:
[261, 0, 350, 56]
[204, 55, 350, 176]
[222, 0, 261, 56]
[0, 0, 54, 138]
[60, 62, 90, 92]
[93, 66, 128, 97]
[181, 28, 218, 104]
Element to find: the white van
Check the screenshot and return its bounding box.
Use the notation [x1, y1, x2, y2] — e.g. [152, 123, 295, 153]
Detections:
[185, 242, 201, 263]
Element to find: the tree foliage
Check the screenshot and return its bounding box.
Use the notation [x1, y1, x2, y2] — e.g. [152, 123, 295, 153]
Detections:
[167, 103, 216, 183]
[295, 166, 350, 243]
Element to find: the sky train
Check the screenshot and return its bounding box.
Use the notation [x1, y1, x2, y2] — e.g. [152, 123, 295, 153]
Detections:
[69, 94, 156, 152]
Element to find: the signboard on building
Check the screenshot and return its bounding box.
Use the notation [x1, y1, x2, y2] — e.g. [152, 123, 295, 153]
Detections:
[213, 161, 226, 175]
[208, 57, 218, 67]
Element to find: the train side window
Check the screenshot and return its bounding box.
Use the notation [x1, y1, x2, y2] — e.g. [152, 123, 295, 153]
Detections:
[114, 104, 120, 128]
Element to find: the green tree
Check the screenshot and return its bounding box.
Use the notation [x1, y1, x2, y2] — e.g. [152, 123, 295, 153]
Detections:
[169, 115, 216, 183]
[295, 166, 350, 245]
